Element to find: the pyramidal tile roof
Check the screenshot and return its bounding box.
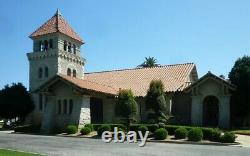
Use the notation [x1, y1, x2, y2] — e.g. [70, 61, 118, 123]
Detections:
[30, 9, 84, 43]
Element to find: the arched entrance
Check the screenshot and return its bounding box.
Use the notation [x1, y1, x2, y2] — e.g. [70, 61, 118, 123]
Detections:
[203, 96, 219, 127]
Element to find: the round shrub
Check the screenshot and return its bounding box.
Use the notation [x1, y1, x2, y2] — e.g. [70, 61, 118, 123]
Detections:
[80, 127, 91, 135]
[138, 125, 149, 135]
[202, 128, 214, 140]
[154, 128, 168, 140]
[188, 128, 203, 142]
[84, 124, 93, 131]
[211, 129, 222, 142]
[221, 132, 237, 143]
[97, 125, 111, 136]
[175, 127, 188, 139]
[65, 125, 77, 134]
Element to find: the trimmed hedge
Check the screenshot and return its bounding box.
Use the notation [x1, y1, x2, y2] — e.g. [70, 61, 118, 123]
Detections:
[138, 126, 149, 135]
[14, 124, 41, 133]
[154, 128, 168, 140]
[188, 128, 203, 142]
[80, 127, 91, 135]
[97, 125, 111, 136]
[175, 127, 188, 139]
[93, 124, 126, 131]
[201, 128, 214, 140]
[66, 125, 77, 134]
[147, 124, 159, 133]
[166, 125, 192, 135]
[84, 124, 93, 131]
[221, 132, 237, 143]
[211, 129, 222, 142]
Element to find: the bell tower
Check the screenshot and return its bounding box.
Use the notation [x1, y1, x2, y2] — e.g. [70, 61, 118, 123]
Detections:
[27, 9, 85, 91]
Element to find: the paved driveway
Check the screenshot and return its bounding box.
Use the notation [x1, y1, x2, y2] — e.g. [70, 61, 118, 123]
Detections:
[0, 132, 250, 156]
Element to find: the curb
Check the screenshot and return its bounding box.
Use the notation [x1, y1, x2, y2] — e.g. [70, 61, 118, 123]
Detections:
[147, 139, 241, 146]
[0, 148, 46, 155]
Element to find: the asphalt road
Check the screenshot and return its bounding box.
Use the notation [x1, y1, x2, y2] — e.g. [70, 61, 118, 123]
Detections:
[0, 132, 250, 156]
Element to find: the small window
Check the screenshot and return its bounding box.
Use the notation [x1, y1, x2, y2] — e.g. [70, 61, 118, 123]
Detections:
[73, 69, 76, 78]
[64, 41, 67, 51]
[49, 39, 53, 49]
[58, 100, 61, 114]
[69, 99, 73, 114]
[73, 44, 76, 54]
[44, 96, 48, 108]
[63, 99, 67, 114]
[39, 41, 43, 51]
[68, 42, 71, 52]
[38, 68, 43, 78]
[44, 40, 48, 51]
[39, 94, 43, 111]
[45, 67, 49, 78]
[67, 68, 71, 76]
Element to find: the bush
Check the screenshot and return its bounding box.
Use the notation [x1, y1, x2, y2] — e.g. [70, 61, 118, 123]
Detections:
[211, 129, 222, 142]
[97, 125, 111, 136]
[221, 132, 237, 143]
[202, 128, 214, 140]
[84, 124, 93, 131]
[175, 127, 188, 139]
[80, 127, 91, 135]
[65, 125, 77, 134]
[129, 124, 141, 131]
[14, 124, 41, 133]
[154, 128, 168, 140]
[165, 125, 192, 135]
[147, 124, 159, 133]
[138, 125, 149, 135]
[188, 128, 203, 142]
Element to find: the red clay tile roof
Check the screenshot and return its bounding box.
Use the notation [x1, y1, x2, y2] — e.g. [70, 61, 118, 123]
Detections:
[30, 10, 84, 43]
[84, 63, 198, 96]
[59, 74, 117, 95]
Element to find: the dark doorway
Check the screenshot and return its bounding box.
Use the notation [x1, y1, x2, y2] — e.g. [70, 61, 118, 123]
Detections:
[90, 98, 103, 123]
[203, 96, 219, 127]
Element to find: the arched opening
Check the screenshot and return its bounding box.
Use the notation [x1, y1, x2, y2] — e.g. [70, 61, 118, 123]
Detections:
[64, 41, 67, 51]
[38, 68, 43, 78]
[68, 42, 72, 53]
[45, 66, 49, 77]
[73, 69, 76, 78]
[203, 96, 219, 127]
[49, 39, 53, 49]
[73, 44, 76, 54]
[67, 68, 71, 76]
[44, 40, 48, 51]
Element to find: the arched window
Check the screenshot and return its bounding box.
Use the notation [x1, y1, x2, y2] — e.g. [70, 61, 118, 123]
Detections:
[67, 68, 71, 76]
[38, 67, 43, 78]
[57, 100, 61, 114]
[45, 67, 49, 78]
[73, 69, 76, 78]
[68, 42, 72, 53]
[64, 41, 67, 51]
[39, 94, 43, 111]
[44, 40, 48, 51]
[63, 99, 67, 114]
[39, 41, 44, 51]
[73, 44, 76, 54]
[69, 99, 73, 114]
[49, 39, 53, 49]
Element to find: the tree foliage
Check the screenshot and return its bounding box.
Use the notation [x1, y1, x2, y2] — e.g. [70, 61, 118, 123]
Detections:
[229, 56, 250, 126]
[0, 83, 34, 121]
[115, 89, 137, 127]
[138, 56, 159, 68]
[145, 80, 168, 124]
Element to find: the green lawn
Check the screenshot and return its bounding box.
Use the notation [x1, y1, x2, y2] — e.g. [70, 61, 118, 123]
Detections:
[0, 149, 42, 156]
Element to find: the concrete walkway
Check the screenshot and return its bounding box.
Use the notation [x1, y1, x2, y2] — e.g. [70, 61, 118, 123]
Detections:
[237, 135, 250, 148]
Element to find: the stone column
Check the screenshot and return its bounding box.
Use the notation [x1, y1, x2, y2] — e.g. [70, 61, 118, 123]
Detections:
[78, 96, 91, 128]
[219, 95, 230, 129]
[191, 96, 202, 126]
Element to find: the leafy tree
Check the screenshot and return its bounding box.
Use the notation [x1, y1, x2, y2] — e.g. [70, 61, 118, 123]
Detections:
[0, 83, 34, 123]
[115, 89, 137, 129]
[229, 56, 250, 126]
[138, 56, 159, 68]
[145, 80, 168, 124]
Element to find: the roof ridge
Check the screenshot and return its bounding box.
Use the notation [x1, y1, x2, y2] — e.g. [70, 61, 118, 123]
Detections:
[85, 62, 195, 74]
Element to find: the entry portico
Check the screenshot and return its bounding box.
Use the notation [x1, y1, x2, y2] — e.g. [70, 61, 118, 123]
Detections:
[185, 72, 236, 128]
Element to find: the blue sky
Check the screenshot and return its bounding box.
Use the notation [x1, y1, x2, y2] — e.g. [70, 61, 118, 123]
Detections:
[0, 0, 250, 89]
